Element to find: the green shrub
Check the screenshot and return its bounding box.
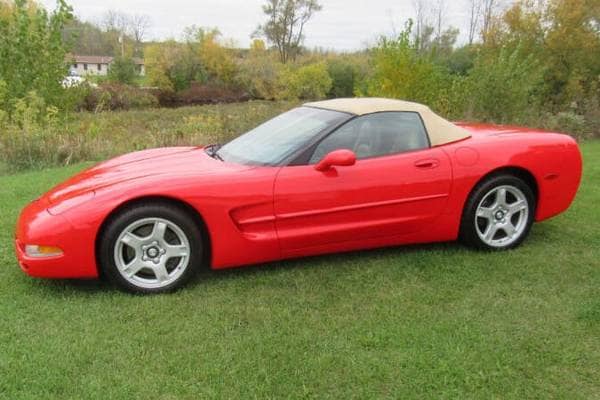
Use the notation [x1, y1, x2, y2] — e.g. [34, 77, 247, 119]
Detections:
[173, 83, 249, 105]
[0, 0, 73, 119]
[235, 55, 285, 100]
[0, 80, 8, 126]
[542, 111, 587, 139]
[81, 84, 158, 112]
[145, 40, 204, 92]
[364, 23, 451, 111]
[327, 59, 356, 98]
[0, 91, 92, 170]
[0, 100, 297, 172]
[107, 57, 138, 85]
[278, 62, 332, 100]
[465, 46, 542, 124]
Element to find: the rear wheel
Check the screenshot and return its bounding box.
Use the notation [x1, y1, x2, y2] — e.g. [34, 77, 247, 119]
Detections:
[99, 202, 204, 294]
[460, 174, 535, 250]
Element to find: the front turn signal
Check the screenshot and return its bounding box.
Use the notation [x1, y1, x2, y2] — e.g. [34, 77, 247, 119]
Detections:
[24, 245, 63, 258]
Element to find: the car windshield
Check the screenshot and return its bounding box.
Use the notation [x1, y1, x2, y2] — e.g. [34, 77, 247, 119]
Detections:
[215, 107, 350, 166]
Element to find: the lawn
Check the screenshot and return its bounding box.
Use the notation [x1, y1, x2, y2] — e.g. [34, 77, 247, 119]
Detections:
[0, 140, 599, 399]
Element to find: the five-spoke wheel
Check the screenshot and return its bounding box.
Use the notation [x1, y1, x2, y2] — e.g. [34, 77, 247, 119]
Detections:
[460, 174, 535, 250]
[99, 202, 204, 293]
[114, 218, 191, 289]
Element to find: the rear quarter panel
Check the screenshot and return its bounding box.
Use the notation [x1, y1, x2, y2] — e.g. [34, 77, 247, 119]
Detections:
[442, 125, 582, 239]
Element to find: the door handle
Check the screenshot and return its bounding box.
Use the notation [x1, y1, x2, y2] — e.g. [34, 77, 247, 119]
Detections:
[414, 159, 440, 169]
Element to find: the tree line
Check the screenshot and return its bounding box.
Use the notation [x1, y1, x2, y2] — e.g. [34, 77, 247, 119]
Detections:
[0, 0, 598, 139]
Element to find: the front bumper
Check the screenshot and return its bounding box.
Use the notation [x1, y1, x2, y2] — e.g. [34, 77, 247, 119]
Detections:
[15, 198, 99, 279]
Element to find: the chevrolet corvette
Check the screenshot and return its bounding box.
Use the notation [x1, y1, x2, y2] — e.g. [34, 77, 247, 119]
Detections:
[15, 98, 582, 293]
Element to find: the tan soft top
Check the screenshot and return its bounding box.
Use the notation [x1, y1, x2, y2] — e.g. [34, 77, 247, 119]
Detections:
[304, 97, 470, 146]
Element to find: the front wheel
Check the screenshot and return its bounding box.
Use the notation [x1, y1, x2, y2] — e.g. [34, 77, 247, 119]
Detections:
[99, 202, 204, 294]
[460, 175, 535, 250]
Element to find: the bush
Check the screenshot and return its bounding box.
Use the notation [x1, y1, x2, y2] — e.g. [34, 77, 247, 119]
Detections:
[0, 91, 93, 170]
[364, 24, 451, 110]
[582, 93, 600, 138]
[465, 46, 542, 123]
[0, 99, 297, 172]
[327, 59, 356, 98]
[0, 0, 73, 119]
[145, 41, 203, 92]
[144, 28, 237, 92]
[196, 28, 237, 86]
[0, 79, 8, 126]
[81, 83, 158, 111]
[278, 62, 332, 100]
[172, 83, 249, 106]
[236, 54, 285, 100]
[542, 111, 587, 139]
[107, 57, 138, 85]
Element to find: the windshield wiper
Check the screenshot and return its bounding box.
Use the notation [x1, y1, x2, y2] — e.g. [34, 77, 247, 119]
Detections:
[206, 144, 224, 161]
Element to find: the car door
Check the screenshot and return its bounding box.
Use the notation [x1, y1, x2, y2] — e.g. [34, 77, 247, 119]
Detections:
[273, 111, 452, 253]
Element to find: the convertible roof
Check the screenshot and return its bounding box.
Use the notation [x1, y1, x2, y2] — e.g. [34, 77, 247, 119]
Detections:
[304, 97, 471, 146]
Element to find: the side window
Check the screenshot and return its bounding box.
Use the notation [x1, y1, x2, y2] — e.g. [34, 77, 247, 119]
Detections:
[309, 112, 429, 163]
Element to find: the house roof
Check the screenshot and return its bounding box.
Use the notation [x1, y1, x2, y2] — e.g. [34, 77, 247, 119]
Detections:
[73, 55, 114, 64]
[71, 55, 144, 65]
[304, 97, 471, 146]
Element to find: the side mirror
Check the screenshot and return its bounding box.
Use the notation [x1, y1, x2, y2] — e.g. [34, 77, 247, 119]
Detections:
[314, 149, 356, 171]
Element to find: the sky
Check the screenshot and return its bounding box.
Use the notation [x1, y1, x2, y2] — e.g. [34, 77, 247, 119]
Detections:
[39, 0, 475, 51]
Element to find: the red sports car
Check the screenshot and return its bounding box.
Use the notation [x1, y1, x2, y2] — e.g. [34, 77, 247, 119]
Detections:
[15, 98, 582, 293]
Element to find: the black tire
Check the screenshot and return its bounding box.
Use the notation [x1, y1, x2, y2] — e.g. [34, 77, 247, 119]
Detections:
[459, 174, 536, 250]
[99, 202, 204, 294]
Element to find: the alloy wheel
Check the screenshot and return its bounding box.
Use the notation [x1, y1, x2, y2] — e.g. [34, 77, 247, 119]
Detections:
[113, 217, 191, 289]
[474, 185, 529, 248]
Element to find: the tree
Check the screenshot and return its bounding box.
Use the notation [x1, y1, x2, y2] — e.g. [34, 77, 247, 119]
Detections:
[130, 14, 150, 44]
[412, 0, 429, 52]
[100, 10, 149, 57]
[365, 21, 450, 110]
[433, 0, 446, 41]
[466, 45, 542, 122]
[327, 59, 356, 98]
[145, 39, 202, 92]
[0, 0, 74, 118]
[235, 46, 283, 99]
[63, 18, 116, 56]
[251, 38, 266, 51]
[481, 0, 500, 42]
[194, 27, 237, 85]
[145, 41, 182, 91]
[544, 0, 600, 106]
[467, 0, 483, 44]
[278, 62, 332, 99]
[107, 56, 137, 84]
[255, 0, 322, 63]
[130, 14, 150, 56]
[145, 26, 237, 91]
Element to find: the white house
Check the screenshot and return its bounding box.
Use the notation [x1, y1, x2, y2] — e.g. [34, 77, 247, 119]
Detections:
[70, 55, 145, 76]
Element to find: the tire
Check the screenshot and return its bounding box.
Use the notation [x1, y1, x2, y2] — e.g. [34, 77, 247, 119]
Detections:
[459, 174, 536, 250]
[99, 202, 204, 294]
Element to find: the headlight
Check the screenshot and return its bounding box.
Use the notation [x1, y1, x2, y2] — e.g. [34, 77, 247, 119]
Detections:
[25, 245, 63, 258]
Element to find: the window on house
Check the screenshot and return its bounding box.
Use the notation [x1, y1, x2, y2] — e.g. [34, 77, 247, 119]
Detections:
[97, 64, 102, 71]
[84, 63, 88, 71]
[73, 63, 77, 68]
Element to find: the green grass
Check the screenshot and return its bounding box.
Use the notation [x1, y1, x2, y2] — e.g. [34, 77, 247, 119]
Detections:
[1, 142, 599, 399]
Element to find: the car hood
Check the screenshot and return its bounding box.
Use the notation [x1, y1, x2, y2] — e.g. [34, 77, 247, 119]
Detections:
[44, 146, 242, 204]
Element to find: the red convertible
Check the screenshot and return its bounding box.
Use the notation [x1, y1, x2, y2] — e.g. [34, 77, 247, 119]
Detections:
[15, 98, 582, 293]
